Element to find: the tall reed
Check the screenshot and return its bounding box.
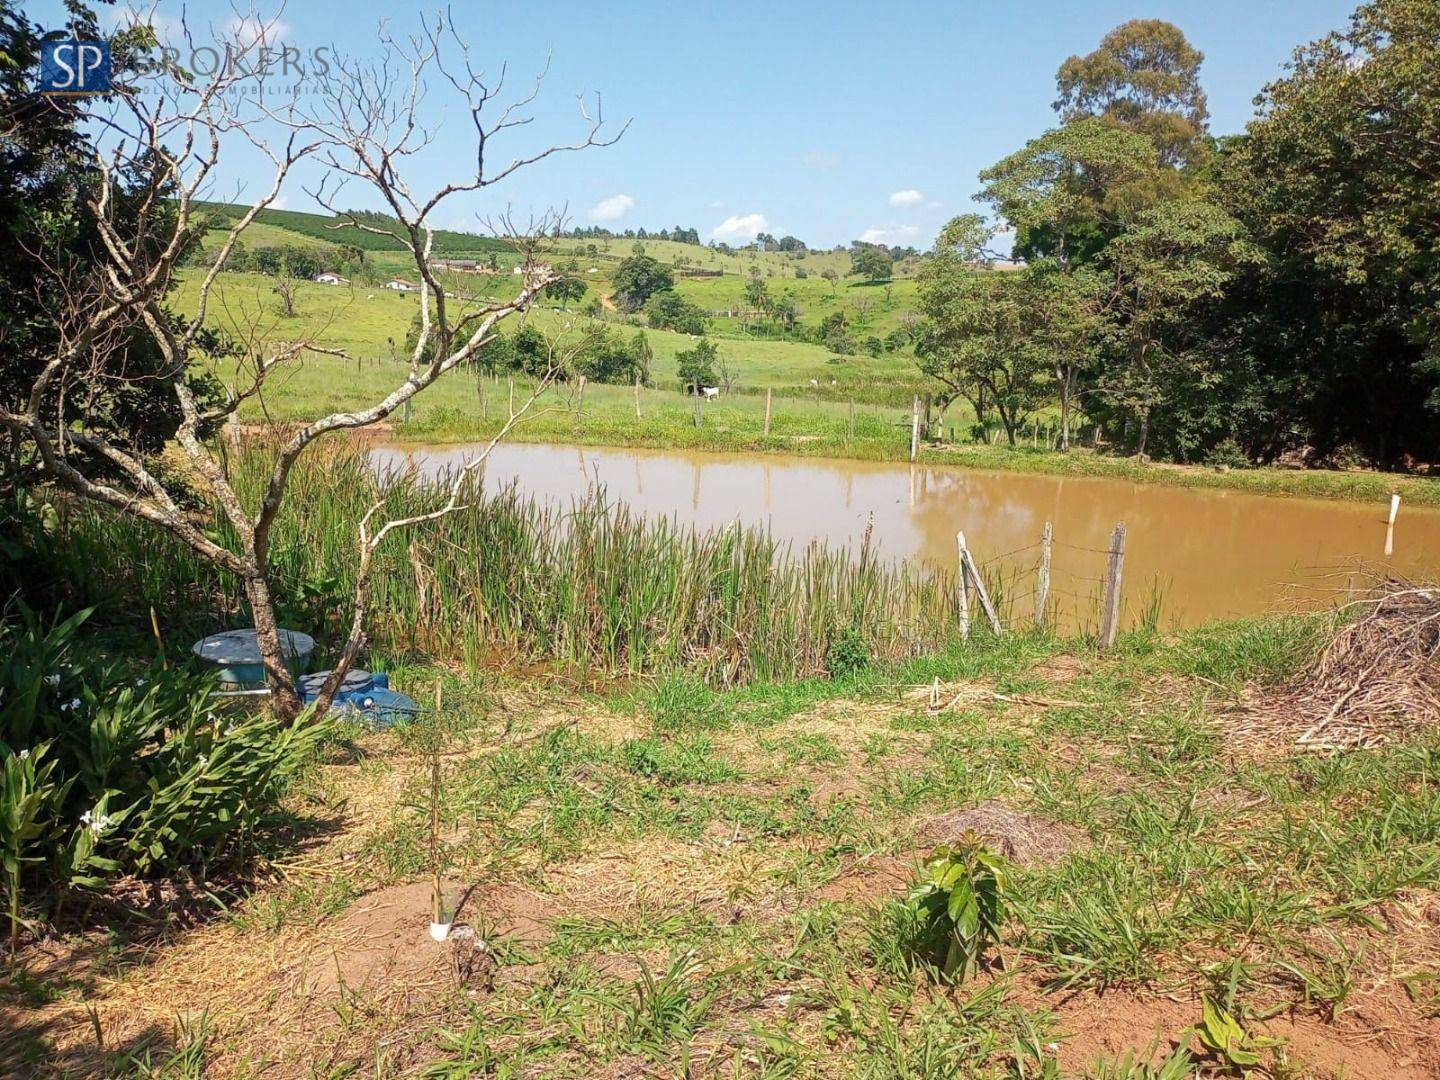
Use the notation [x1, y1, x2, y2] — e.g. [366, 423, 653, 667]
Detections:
[45, 442, 970, 684]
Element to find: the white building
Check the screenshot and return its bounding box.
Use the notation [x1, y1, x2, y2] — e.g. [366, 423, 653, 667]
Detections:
[314, 272, 349, 285]
[384, 278, 419, 292]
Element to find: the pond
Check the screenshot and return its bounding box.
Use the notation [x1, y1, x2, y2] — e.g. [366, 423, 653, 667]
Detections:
[371, 441, 1440, 630]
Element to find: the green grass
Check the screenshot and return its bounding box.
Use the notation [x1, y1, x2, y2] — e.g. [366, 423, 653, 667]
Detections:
[170, 264, 1440, 507]
[14, 499, 1440, 1077]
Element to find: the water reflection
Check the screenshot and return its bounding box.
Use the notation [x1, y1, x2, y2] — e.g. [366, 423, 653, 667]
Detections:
[371, 441, 1440, 629]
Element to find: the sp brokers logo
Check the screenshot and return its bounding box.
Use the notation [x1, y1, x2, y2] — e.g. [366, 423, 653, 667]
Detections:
[39, 39, 112, 95]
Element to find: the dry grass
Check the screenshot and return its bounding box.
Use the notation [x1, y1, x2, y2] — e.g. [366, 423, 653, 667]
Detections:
[1231, 582, 1440, 751]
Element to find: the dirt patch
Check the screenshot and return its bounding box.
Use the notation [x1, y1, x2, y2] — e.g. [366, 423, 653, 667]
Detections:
[307, 879, 555, 994]
[1049, 984, 1440, 1079]
[1031, 654, 1088, 684]
[918, 801, 1082, 866]
[814, 855, 917, 903]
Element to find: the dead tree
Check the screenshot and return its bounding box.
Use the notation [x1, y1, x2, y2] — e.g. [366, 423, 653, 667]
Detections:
[0, 14, 624, 718]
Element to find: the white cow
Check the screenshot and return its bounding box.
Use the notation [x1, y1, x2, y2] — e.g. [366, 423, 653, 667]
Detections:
[701, 386, 720, 400]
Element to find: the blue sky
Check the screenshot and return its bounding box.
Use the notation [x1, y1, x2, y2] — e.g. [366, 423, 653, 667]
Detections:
[35, 0, 1358, 248]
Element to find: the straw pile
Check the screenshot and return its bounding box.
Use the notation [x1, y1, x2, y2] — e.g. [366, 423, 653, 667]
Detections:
[1231, 583, 1440, 751]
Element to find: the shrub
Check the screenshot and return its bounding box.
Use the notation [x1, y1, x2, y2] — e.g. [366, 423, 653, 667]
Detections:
[901, 838, 1008, 981]
[825, 625, 869, 679]
[0, 607, 333, 940]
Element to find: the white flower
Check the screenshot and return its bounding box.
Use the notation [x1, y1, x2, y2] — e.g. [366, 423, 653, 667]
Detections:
[60, 697, 82, 713]
[135, 677, 147, 688]
[43, 674, 60, 686]
[18, 748, 30, 760]
[80, 810, 113, 836]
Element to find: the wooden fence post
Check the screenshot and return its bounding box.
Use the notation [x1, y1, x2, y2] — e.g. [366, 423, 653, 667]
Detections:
[763, 388, 772, 436]
[634, 373, 642, 420]
[507, 376, 514, 416]
[848, 399, 856, 441]
[910, 396, 920, 462]
[957, 535, 1002, 635]
[577, 375, 586, 420]
[1386, 492, 1400, 556]
[956, 531, 970, 640]
[1035, 521, 1052, 629]
[693, 382, 701, 428]
[1099, 521, 1127, 649]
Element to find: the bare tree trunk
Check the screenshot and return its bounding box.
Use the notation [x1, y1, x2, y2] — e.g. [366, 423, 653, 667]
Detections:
[1056, 363, 1074, 452]
[244, 572, 301, 718]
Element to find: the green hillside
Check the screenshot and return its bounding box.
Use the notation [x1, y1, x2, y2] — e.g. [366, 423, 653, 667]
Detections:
[195, 201, 511, 254]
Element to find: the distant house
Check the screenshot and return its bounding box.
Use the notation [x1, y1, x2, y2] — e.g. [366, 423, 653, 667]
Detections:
[384, 278, 419, 292]
[512, 262, 554, 277]
[314, 272, 349, 285]
[432, 258, 478, 272]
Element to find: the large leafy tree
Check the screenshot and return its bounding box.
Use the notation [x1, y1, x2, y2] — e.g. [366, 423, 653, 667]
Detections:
[611, 254, 674, 312]
[848, 245, 893, 282]
[918, 219, 1059, 445]
[1220, 0, 1440, 467]
[1093, 200, 1262, 458]
[1055, 19, 1210, 168]
[980, 117, 1160, 267]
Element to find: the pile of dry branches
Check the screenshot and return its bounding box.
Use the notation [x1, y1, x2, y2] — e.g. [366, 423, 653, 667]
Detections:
[1231, 582, 1440, 751]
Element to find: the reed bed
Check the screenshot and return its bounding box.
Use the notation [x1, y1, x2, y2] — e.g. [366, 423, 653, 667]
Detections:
[52, 443, 967, 684]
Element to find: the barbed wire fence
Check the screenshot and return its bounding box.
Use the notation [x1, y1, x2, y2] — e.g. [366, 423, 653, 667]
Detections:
[956, 521, 1128, 647]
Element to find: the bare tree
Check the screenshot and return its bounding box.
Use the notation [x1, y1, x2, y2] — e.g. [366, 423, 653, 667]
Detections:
[0, 13, 623, 718]
[273, 274, 299, 318]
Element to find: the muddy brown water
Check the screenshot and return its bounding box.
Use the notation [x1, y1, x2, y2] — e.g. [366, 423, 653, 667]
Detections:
[371, 441, 1440, 630]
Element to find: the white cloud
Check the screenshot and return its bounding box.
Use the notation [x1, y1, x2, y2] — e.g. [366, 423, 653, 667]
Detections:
[710, 212, 769, 244]
[589, 194, 635, 222]
[801, 151, 842, 170]
[860, 224, 921, 245]
[888, 189, 924, 208]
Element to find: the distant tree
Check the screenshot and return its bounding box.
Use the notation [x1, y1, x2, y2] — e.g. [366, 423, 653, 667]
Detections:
[777, 235, 807, 252]
[252, 246, 284, 275]
[743, 271, 770, 313]
[849, 246, 893, 281]
[1055, 19, 1209, 168]
[916, 268, 1053, 445]
[577, 327, 649, 384]
[629, 330, 653, 385]
[283, 245, 323, 281]
[273, 275, 299, 317]
[545, 275, 587, 311]
[612, 254, 674, 312]
[771, 293, 800, 333]
[645, 289, 707, 334]
[816, 311, 856, 355]
[852, 296, 874, 323]
[676, 338, 719, 390]
[820, 267, 840, 296]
